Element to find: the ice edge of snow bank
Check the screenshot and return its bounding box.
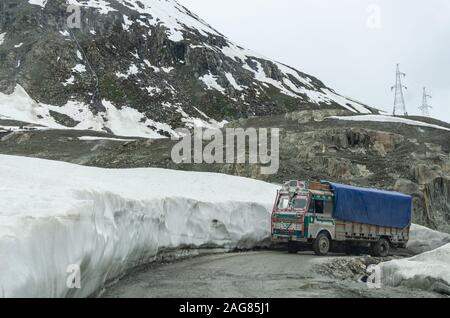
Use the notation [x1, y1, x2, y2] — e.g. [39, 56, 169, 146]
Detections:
[0, 189, 272, 298]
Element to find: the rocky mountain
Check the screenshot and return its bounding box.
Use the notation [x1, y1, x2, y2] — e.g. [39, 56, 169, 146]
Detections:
[0, 0, 377, 138]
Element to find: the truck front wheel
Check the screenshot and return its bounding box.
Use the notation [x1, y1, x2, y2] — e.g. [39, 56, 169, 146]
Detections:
[313, 233, 331, 256]
[371, 238, 390, 257]
[287, 242, 298, 254]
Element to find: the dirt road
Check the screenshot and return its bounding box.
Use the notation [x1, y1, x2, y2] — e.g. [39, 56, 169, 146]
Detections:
[101, 251, 441, 298]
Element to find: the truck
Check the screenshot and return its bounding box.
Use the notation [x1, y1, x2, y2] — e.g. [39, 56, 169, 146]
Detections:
[271, 180, 412, 256]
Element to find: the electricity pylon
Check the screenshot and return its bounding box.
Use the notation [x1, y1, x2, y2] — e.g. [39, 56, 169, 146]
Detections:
[418, 87, 432, 117]
[391, 63, 408, 116]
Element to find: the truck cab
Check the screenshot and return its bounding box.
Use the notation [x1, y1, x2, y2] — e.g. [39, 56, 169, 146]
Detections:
[271, 181, 335, 255]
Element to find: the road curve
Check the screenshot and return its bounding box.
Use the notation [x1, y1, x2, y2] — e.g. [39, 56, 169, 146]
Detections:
[101, 251, 440, 298]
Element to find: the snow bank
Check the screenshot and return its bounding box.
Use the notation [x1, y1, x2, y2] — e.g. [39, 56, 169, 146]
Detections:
[0, 155, 278, 297]
[329, 115, 450, 132]
[407, 224, 450, 255]
[377, 243, 450, 294]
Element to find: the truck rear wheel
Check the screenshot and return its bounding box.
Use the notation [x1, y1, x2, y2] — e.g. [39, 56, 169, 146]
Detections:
[313, 233, 331, 256]
[371, 238, 390, 257]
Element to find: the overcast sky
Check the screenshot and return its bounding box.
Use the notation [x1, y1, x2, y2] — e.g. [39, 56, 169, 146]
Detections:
[178, 0, 450, 122]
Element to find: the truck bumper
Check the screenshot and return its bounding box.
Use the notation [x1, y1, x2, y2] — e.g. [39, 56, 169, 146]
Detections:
[271, 234, 308, 243]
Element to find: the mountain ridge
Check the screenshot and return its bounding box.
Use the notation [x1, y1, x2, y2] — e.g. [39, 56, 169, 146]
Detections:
[0, 0, 377, 138]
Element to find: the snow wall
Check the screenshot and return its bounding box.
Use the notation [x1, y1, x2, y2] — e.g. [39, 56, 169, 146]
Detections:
[0, 155, 278, 297]
[377, 243, 450, 294]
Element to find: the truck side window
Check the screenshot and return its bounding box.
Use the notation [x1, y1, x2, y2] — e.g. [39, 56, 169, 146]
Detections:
[324, 201, 334, 216]
[308, 200, 315, 213]
[315, 200, 324, 214]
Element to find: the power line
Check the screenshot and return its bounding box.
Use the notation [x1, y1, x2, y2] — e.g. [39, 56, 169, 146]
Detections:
[418, 87, 432, 117]
[391, 63, 408, 116]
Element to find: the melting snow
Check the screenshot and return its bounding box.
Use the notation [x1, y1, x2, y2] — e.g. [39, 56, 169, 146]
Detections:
[199, 72, 226, 94]
[162, 66, 174, 73]
[122, 14, 133, 31]
[77, 136, 136, 142]
[145, 86, 162, 96]
[28, 0, 47, 8]
[225, 72, 244, 91]
[72, 64, 86, 73]
[116, 64, 139, 79]
[0, 85, 177, 138]
[0, 33, 6, 45]
[62, 76, 75, 86]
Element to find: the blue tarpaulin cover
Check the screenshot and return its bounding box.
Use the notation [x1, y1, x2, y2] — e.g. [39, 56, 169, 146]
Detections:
[323, 182, 412, 229]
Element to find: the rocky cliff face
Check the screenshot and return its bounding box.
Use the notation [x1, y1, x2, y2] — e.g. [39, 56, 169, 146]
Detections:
[0, 0, 375, 138]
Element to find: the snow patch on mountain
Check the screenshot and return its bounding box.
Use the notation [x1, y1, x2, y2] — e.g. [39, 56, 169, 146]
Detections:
[0, 85, 229, 138]
[200, 72, 226, 94]
[72, 64, 86, 73]
[116, 64, 139, 79]
[62, 75, 75, 86]
[77, 136, 136, 142]
[66, 0, 117, 15]
[330, 115, 450, 131]
[225, 72, 245, 91]
[0, 85, 177, 138]
[0, 155, 277, 297]
[28, 0, 47, 8]
[0, 33, 6, 45]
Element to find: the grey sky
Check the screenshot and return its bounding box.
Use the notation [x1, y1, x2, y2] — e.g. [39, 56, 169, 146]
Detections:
[178, 0, 450, 122]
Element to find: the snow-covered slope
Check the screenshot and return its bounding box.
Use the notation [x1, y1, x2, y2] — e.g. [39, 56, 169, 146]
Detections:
[0, 155, 278, 297]
[0, 0, 375, 138]
[330, 115, 450, 132]
[0, 86, 178, 138]
[407, 224, 450, 255]
[377, 243, 450, 294]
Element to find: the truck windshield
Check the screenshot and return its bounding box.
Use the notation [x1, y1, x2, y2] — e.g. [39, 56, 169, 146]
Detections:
[277, 196, 290, 209]
[293, 197, 307, 209]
